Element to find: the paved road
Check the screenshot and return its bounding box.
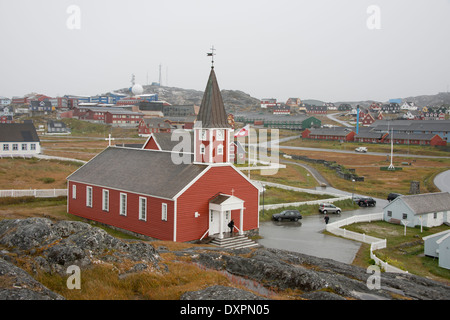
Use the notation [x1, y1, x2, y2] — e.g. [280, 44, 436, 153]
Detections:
[435, 170, 450, 193]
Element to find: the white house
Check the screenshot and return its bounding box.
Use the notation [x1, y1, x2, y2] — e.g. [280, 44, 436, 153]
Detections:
[383, 192, 450, 228]
[400, 102, 418, 111]
[423, 230, 450, 270]
[0, 123, 41, 157]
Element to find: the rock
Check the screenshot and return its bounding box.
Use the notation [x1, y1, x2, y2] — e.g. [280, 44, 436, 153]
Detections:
[180, 285, 268, 300]
[0, 258, 64, 300]
[189, 247, 450, 300]
[0, 218, 163, 275]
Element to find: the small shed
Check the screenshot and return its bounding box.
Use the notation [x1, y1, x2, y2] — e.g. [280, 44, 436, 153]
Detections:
[423, 230, 450, 270]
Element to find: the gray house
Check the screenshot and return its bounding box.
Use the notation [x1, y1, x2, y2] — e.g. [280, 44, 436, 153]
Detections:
[423, 230, 450, 270]
[383, 192, 450, 228]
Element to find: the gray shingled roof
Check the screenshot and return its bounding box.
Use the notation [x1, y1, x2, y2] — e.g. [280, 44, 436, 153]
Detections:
[152, 132, 194, 153]
[0, 123, 40, 143]
[67, 147, 207, 199]
[399, 192, 450, 215]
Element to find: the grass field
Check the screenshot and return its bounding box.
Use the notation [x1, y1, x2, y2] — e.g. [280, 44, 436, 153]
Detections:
[278, 148, 450, 198]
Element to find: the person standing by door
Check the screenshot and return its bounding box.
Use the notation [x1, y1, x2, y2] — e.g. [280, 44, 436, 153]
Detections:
[228, 219, 235, 235]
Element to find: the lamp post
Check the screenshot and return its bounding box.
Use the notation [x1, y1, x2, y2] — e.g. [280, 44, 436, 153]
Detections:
[352, 179, 356, 201]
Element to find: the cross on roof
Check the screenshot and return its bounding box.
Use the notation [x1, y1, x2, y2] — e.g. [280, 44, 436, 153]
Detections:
[105, 133, 115, 146]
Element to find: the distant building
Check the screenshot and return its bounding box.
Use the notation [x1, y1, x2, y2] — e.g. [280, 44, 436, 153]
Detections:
[47, 120, 71, 134]
[260, 98, 278, 109]
[0, 123, 41, 157]
[302, 127, 356, 142]
[305, 105, 327, 114]
[138, 118, 172, 136]
[0, 96, 11, 106]
[30, 100, 53, 115]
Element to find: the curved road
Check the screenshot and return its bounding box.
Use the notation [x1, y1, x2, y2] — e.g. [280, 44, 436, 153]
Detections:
[434, 170, 450, 193]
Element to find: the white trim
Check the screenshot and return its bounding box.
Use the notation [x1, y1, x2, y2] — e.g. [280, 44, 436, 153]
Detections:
[72, 184, 76, 199]
[217, 144, 223, 155]
[173, 199, 177, 242]
[139, 196, 147, 221]
[120, 193, 127, 216]
[102, 189, 109, 212]
[141, 133, 162, 151]
[209, 129, 213, 163]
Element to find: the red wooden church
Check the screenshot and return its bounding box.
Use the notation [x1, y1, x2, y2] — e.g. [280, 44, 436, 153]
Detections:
[67, 67, 260, 242]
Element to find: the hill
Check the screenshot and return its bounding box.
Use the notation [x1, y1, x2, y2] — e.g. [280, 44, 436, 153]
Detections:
[115, 85, 261, 112]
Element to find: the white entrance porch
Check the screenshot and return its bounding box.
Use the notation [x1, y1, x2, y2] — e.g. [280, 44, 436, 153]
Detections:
[209, 194, 244, 239]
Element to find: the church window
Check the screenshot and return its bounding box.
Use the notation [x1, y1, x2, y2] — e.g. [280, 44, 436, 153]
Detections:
[102, 189, 109, 212]
[162, 203, 167, 221]
[200, 144, 206, 154]
[86, 186, 93, 207]
[217, 144, 223, 155]
[72, 185, 76, 199]
[139, 197, 147, 221]
[217, 129, 224, 141]
[201, 130, 207, 141]
[120, 193, 127, 216]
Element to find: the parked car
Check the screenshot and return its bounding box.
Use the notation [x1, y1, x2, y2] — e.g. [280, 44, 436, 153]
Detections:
[272, 210, 302, 222]
[357, 197, 376, 207]
[355, 147, 367, 153]
[387, 193, 402, 202]
[318, 203, 341, 214]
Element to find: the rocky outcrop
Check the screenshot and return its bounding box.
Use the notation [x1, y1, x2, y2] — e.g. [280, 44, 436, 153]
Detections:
[1, 218, 449, 300]
[184, 246, 450, 300]
[0, 218, 164, 300]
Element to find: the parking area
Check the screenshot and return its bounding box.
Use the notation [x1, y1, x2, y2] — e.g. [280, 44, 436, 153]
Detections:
[257, 195, 387, 264]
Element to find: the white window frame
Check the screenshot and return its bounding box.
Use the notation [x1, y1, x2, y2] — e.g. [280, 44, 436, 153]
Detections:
[86, 186, 93, 208]
[72, 184, 77, 199]
[102, 189, 109, 212]
[217, 144, 223, 155]
[216, 129, 224, 141]
[120, 193, 127, 216]
[139, 197, 147, 221]
[200, 144, 206, 154]
[162, 203, 167, 221]
[3, 144, 9, 151]
[200, 129, 207, 141]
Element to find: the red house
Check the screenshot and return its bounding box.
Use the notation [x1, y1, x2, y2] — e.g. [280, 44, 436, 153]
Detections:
[67, 67, 260, 242]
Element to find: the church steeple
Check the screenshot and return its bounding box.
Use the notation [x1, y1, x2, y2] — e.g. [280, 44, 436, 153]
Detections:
[194, 67, 232, 165]
[196, 67, 230, 129]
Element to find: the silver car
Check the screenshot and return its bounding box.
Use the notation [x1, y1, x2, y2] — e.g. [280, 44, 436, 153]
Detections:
[318, 203, 341, 214]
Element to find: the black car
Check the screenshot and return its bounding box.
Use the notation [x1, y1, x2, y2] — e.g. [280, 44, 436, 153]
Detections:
[357, 197, 376, 207]
[272, 210, 302, 222]
[387, 193, 402, 202]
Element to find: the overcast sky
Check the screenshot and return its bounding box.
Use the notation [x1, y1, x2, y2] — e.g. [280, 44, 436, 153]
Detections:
[0, 0, 449, 103]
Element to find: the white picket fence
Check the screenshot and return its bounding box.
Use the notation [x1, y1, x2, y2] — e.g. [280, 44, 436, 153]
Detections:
[326, 212, 408, 274]
[0, 189, 67, 198]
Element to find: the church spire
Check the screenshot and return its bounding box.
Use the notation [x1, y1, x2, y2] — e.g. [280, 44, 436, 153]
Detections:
[196, 67, 230, 129]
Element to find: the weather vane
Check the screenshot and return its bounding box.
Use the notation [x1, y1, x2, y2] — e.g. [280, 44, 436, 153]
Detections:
[207, 46, 216, 68]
